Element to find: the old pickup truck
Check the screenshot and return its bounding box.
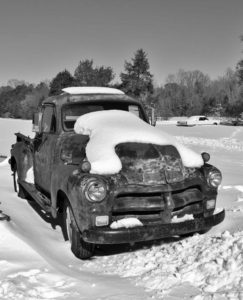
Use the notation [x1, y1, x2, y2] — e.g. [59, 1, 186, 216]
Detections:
[9, 87, 225, 259]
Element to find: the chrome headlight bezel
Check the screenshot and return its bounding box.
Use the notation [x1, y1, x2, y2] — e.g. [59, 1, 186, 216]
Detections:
[207, 169, 222, 188]
[83, 177, 107, 202]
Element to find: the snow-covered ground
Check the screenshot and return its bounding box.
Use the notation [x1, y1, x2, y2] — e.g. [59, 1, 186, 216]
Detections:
[0, 118, 243, 299]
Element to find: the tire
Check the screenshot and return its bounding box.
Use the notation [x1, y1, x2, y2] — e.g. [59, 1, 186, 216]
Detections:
[61, 199, 95, 259]
[13, 168, 27, 199]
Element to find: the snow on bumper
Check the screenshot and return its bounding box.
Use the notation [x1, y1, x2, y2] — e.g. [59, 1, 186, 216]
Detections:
[82, 209, 225, 244]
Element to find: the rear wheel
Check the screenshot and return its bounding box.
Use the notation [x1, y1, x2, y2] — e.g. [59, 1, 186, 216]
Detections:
[61, 199, 95, 259]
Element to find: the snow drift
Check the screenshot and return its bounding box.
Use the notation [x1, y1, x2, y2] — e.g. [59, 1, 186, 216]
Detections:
[74, 110, 204, 174]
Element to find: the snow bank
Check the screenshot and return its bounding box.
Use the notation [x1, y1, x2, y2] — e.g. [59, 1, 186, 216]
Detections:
[84, 230, 243, 299]
[176, 136, 243, 152]
[74, 110, 203, 174]
[0, 222, 70, 300]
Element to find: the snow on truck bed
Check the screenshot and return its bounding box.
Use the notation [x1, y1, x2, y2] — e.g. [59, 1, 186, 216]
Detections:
[74, 110, 203, 174]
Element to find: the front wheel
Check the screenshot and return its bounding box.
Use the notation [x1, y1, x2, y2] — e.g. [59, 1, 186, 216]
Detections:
[61, 199, 95, 259]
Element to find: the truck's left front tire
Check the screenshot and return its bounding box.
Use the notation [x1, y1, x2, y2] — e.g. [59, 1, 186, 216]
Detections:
[61, 199, 95, 260]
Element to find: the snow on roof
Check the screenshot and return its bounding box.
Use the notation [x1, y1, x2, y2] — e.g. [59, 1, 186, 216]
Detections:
[74, 110, 204, 174]
[62, 87, 124, 95]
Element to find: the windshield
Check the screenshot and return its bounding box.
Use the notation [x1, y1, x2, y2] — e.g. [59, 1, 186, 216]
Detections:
[62, 101, 145, 130]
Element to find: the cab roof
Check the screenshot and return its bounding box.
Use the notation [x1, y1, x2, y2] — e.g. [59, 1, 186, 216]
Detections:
[42, 86, 138, 106]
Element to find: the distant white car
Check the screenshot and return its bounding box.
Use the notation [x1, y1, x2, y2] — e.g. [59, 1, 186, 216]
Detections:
[177, 115, 220, 126]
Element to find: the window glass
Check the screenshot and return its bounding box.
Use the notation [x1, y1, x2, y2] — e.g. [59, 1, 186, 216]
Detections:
[41, 106, 56, 133]
[63, 104, 103, 129]
[62, 102, 145, 130]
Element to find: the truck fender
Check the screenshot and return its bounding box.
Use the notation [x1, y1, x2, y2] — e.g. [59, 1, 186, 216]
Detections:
[10, 143, 33, 181]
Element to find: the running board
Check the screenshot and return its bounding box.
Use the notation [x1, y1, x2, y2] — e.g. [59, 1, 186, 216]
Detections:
[19, 181, 51, 213]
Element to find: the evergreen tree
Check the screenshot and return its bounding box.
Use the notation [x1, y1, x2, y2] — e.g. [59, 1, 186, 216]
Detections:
[74, 59, 114, 86]
[49, 70, 74, 96]
[120, 49, 153, 99]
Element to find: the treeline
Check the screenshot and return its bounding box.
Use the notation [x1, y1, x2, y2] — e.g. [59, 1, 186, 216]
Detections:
[0, 46, 242, 120]
[152, 68, 243, 118]
[0, 81, 49, 119]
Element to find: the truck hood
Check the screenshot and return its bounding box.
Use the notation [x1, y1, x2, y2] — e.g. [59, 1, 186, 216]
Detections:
[115, 142, 184, 185]
[74, 110, 204, 175]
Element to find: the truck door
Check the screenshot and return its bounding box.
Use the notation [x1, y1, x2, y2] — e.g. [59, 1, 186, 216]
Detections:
[34, 105, 57, 192]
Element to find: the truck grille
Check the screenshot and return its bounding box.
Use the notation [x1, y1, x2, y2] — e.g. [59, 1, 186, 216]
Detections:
[111, 187, 204, 223]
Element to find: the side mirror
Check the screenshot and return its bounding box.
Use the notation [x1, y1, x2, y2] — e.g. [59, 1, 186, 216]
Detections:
[32, 112, 42, 133]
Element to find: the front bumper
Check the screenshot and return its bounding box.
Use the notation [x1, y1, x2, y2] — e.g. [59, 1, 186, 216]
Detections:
[82, 209, 225, 244]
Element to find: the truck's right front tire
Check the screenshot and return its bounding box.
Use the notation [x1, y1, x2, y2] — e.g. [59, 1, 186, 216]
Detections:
[61, 199, 95, 259]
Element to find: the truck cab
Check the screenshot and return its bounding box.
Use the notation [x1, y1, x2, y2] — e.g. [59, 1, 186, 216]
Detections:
[32, 87, 148, 193]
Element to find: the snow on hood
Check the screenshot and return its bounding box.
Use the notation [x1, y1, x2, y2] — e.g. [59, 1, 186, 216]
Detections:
[74, 110, 204, 174]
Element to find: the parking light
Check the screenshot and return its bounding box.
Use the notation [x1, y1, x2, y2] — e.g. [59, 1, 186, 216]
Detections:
[80, 160, 91, 173]
[206, 199, 216, 210]
[201, 152, 210, 163]
[95, 216, 109, 226]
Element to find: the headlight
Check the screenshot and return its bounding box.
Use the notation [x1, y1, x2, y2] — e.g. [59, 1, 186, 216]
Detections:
[207, 170, 222, 188]
[84, 178, 107, 202]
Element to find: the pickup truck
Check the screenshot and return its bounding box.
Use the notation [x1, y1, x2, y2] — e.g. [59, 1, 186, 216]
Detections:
[9, 87, 225, 259]
[177, 115, 220, 126]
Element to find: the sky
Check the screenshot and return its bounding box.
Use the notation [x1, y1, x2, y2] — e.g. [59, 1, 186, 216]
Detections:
[0, 0, 242, 86]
